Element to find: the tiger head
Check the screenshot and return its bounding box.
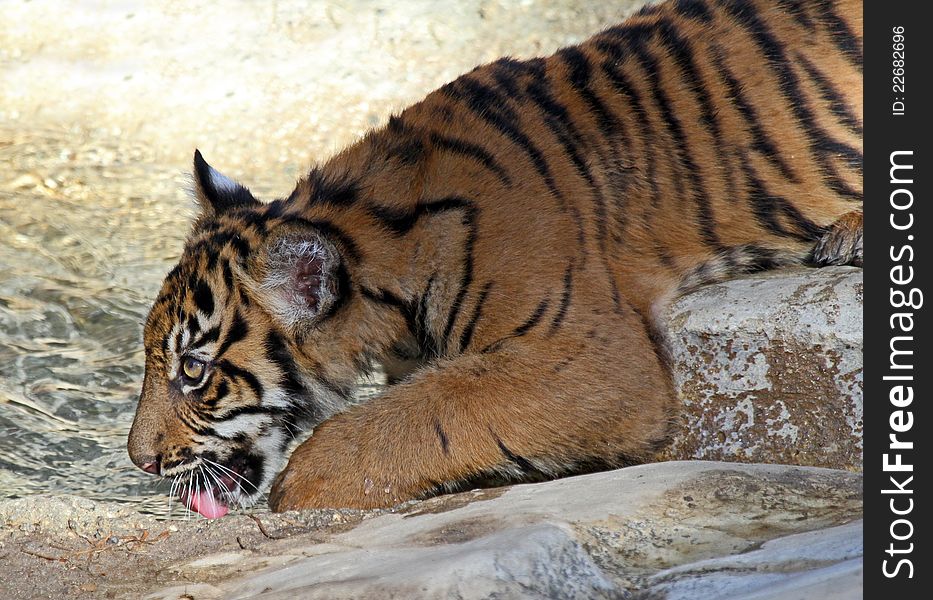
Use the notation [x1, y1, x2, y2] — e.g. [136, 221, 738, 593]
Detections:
[127, 151, 369, 517]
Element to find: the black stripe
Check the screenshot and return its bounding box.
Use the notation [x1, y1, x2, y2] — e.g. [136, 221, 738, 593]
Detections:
[494, 435, 536, 473]
[188, 230, 251, 261]
[519, 68, 609, 251]
[216, 359, 264, 401]
[429, 132, 513, 187]
[265, 329, 305, 397]
[192, 279, 215, 316]
[386, 137, 424, 165]
[434, 419, 450, 455]
[203, 379, 229, 407]
[459, 282, 493, 353]
[209, 404, 280, 427]
[221, 260, 235, 292]
[186, 313, 201, 337]
[558, 46, 629, 154]
[776, 0, 815, 31]
[264, 199, 287, 219]
[316, 259, 352, 323]
[514, 296, 551, 337]
[215, 311, 248, 359]
[655, 18, 738, 203]
[173, 328, 184, 355]
[306, 168, 359, 206]
[710, 48, 799, 182]
[741, 156, 826, 242]
[442, 76, 565, 205]
[191, 324, 220, 349]
[721, 0, 862, 201]
[616, 30, 724, 250]
[368, 196, 473, 236]
[416, 275, 440, 357]
[814, 0, 863, 72]
[440, 204, 478, 354]
[673, 0, 713, 22]
[796, 53, 863, 137]
[597, 45, 662, 213]
[549, 263, 574, 335]
[481, 295, 551, 354]
[361, 286, 425, 353]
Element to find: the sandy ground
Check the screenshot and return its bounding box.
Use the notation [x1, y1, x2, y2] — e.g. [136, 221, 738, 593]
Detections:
[1, 1, 648, 597]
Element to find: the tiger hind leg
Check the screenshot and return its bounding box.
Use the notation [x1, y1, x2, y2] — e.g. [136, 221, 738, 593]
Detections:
[810, 211, 863, 267]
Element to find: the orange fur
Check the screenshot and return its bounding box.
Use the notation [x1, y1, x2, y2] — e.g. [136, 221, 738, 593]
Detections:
[128, 0, 863, 511]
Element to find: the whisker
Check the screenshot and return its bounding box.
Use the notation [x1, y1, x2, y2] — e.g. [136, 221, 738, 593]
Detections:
[203, 458, 263, 494]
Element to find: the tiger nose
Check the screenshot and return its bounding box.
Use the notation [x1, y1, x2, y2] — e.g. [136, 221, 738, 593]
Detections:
[134, 456, 161, 475]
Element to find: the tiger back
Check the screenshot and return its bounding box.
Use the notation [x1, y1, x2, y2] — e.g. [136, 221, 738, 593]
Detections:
[127, 0, 862, 514]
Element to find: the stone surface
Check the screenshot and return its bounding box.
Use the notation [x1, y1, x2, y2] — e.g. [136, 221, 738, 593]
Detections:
[662, 267, 863, 471]
[133, 461, 862, 600]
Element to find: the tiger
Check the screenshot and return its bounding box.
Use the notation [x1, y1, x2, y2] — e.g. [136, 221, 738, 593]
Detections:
[127, 0, 862, 516]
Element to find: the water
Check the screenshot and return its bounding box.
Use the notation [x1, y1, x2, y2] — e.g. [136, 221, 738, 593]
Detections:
[0, 128, 383, 516]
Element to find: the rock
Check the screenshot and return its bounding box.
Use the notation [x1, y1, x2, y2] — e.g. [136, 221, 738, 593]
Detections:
[662, 267, 863, 471]
[147, 461, 862, 599]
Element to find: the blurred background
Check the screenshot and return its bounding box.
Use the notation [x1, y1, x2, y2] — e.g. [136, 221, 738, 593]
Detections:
[0, 0, 645, 515]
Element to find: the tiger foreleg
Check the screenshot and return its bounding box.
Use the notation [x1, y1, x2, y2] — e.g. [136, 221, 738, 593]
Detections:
[268, 311, 677, 510]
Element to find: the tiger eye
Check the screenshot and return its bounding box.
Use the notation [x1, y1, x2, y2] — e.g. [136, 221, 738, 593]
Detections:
[181, 357, 205, 382]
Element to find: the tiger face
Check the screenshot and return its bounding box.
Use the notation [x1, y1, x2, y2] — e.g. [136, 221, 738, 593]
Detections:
[127, 152, 357, 517]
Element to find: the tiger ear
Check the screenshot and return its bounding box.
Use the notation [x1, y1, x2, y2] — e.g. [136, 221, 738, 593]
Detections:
[192, 149, 260, 216]
[244, 223, 346, 333]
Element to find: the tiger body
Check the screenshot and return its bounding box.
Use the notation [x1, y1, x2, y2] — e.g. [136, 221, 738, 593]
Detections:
[128, 0, 862, 513]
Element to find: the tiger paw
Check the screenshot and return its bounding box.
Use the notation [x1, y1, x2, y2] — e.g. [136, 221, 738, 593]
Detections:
[268, 420, 414, 511]
[811, 211, 863, 267]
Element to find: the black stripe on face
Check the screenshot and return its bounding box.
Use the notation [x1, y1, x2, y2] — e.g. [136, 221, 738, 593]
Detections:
[216, 359, 264, 401]
[442, 77, 565, 205]
[192, 279, 215, 316]
[187, 230, 253, 262]
[429, 132, 513, 187]
[186, 314, 200, 338]
[264, 329, 305, 398]
[203, 379, 229, 407]
[459, 282, 492, 353]
[222, 261, 235, 292]
[215, 311, 248, 359]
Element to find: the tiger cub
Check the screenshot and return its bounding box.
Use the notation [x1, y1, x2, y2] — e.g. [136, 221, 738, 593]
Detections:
[128, 0, 862, 515]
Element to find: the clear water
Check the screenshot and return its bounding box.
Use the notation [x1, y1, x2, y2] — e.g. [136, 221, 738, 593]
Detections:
[0, 130, 381, 516]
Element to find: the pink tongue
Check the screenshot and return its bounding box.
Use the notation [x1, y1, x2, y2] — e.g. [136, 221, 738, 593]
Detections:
[185, 489, 229, 519]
